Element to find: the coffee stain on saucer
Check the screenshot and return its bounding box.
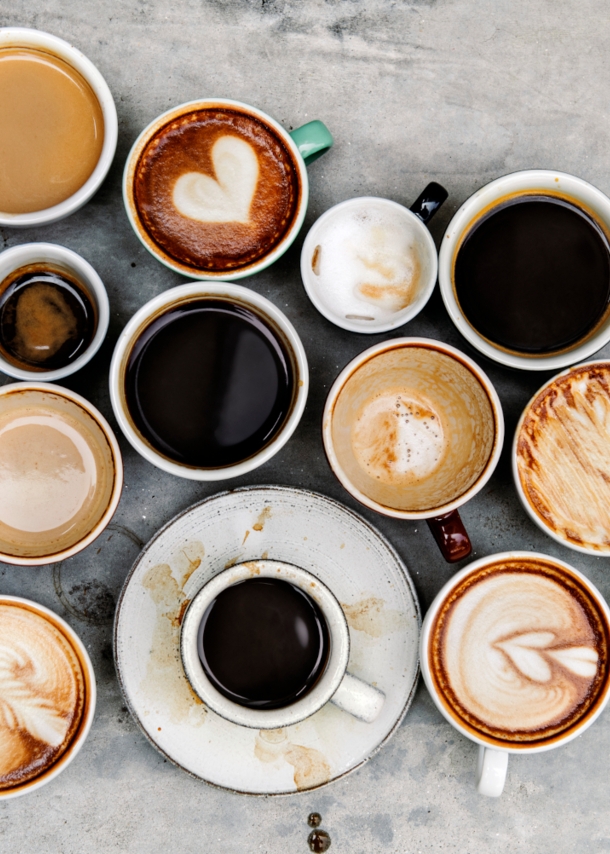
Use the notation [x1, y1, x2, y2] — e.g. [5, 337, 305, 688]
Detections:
[242, 529, 251, 545]
[254, 729, 331, 790]
[140, 560, 207, 725]
[252, 506, 272, 531]
[341, 597, 405, 638]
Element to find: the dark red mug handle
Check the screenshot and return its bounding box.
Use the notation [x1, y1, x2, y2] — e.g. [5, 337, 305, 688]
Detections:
[426, 510, 472, 563]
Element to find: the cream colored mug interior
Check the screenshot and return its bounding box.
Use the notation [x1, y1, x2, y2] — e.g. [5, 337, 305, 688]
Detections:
[329, 344, 496, 513]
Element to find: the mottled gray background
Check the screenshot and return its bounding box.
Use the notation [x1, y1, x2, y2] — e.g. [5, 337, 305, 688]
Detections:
[1, 1, 609, 851]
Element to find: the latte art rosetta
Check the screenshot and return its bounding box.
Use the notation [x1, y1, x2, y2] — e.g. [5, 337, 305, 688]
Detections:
[0, 604, 85, 789]
[431, 562, 609, 743]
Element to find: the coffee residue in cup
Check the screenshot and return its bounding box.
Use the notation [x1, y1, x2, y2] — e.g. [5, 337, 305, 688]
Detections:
[0, 47, 104, 214]
[0, 264, 96, 371]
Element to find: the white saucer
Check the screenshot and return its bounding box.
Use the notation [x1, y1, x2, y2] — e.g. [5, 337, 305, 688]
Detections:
[114, 486, 421, 795]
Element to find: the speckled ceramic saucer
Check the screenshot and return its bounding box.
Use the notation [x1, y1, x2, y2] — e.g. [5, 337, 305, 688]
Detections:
[114, 486, 421, 795]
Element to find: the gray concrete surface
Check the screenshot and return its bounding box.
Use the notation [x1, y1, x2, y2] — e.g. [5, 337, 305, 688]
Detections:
[1, 1, 609, 851]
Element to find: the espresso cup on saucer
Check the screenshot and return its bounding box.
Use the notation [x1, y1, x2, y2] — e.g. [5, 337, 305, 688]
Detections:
[0, 243, 109, 381]
[514, 360, 610, 555]
[109, 282, 308, 480]
[323, 338, 504, 562]
[0, 595, 96, 798]
[0, 383, 122, 565]
[420, 552, 610, 796]
[181, 560, 385, 728]
[439, 170, 610, 371]
[300, 182, 448, 333]
[123, 99, 333, 280]
[0, 28, 117, 227]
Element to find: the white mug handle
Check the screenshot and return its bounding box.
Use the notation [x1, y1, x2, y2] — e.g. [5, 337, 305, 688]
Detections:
[330, 672, 385, 723]
[476, 745, 508, 797]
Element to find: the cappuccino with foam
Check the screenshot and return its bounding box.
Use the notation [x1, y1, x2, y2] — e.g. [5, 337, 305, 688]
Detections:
[131, 107, 301, 274]
[428, 556, 610, 746]
[0, 599, 93, 795]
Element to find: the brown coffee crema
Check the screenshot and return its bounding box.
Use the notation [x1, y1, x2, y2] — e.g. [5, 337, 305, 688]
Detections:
[0, 47, 104, 214]
[429, 558, 610, 747]
[0, 602, 88, 791]
[133, 108, 301, 272]
[517, 363, 610, 551]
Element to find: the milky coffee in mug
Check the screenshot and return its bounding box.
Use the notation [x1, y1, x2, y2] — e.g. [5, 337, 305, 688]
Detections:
[0, 597, 95, 798]
[421, 553, 610, 796]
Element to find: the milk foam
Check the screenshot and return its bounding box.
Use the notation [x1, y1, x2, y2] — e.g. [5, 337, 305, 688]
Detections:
[0, 603, 84, 788]
[173, 135, 259, 224]
[440, 571, 601, 736]
[351, 388, 445, 484]
[0, 415, 97, 533]
[309, 204, 422, 323]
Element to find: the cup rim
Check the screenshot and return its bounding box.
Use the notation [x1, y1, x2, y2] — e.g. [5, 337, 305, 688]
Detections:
[0, 594, 97, 798]
[0, 27, 118, 228]
[122, 98, 309, 281]
[300, 196, 438, 333]
[0, 243, 109, 381]
[419, 550, 610, 754]
[438, 169, 610, 370]
[108, 281, 309, 481]
[322, 337, 504, 519]
[512, 358, 610, 555]
[180, 560, 350, 729]
[0, 382, 123, 565]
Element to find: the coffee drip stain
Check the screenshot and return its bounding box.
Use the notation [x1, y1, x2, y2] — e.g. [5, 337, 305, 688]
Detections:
[341, 597, 405, 638]
[140, 552, 207, 726]
[252, 505, 272, 531]
[308, 830, 331, 852]
[254, 729, 331, 790]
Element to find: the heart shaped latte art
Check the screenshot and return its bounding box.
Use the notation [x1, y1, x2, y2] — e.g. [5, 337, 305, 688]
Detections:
[495, 631, 598, 682]
[172, 135, 259, 224]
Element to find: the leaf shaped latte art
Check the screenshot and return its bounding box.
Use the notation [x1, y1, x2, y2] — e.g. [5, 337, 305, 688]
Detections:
[496, 632, 598, 683]
[173, 135, 259, 224]
[0, 643, 70, 748]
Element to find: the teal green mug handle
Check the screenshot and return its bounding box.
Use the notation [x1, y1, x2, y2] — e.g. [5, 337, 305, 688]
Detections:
[289, 120, 333, 165]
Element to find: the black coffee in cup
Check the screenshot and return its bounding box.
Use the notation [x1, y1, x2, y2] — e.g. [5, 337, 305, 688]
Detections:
[197, 577, 330, 709]
[454, 195, 610, 353]
[124, 299, 294, 467]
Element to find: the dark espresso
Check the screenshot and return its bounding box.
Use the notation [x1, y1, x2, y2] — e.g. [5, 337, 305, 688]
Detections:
[125, 300, 294, 467]
[0, 264, 96, 371]
[198, 578, 330, 709]
[454, 196, 610, 353]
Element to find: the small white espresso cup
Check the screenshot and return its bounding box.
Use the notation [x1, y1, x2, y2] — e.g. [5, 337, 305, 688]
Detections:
[438, 170, 610, 371]
[420, 551, 610, 797]
[0, 243, 109, 381]
[301, 183, 447, 334]
[180, 559, 385, 729]
[0, 28, 118, 228]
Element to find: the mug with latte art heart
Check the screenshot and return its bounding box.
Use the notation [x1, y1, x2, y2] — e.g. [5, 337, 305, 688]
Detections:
[421, 552, 610, 796]
[123, 99, 333, 280]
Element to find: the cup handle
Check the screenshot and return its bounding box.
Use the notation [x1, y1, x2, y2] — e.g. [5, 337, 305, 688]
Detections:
[426, 509, 472, 563]
[289, 121, 334, 165]
[476, 745, 508, 797]
[330, 672, 385, 723]
[409, 181, 448, 225]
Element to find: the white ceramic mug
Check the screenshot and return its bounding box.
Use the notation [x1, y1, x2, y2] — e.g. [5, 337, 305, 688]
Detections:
[0, 595, 96, 799]
[109, 281, 308, 480]
[438, 170, 610, 371]
[0, 243, 109, 381]
[420, 551, 610, 796]
[181, 559, 385, 729]
[300, 183, 447, 333]
[123, 98, 333, 280]
[0, 27, 117, 228]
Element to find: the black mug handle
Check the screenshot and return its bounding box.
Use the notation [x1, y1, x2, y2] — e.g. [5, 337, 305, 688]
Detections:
[409, 181, 448, 225]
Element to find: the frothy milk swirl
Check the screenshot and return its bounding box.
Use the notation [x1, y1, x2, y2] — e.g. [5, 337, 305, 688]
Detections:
[0, 603, 84, 789]
[434, 568, 606, 741]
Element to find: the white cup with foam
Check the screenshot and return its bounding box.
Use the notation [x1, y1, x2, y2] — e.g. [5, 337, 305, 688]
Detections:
[420, 551, 610, 797]
[300, 184, 447, 333]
